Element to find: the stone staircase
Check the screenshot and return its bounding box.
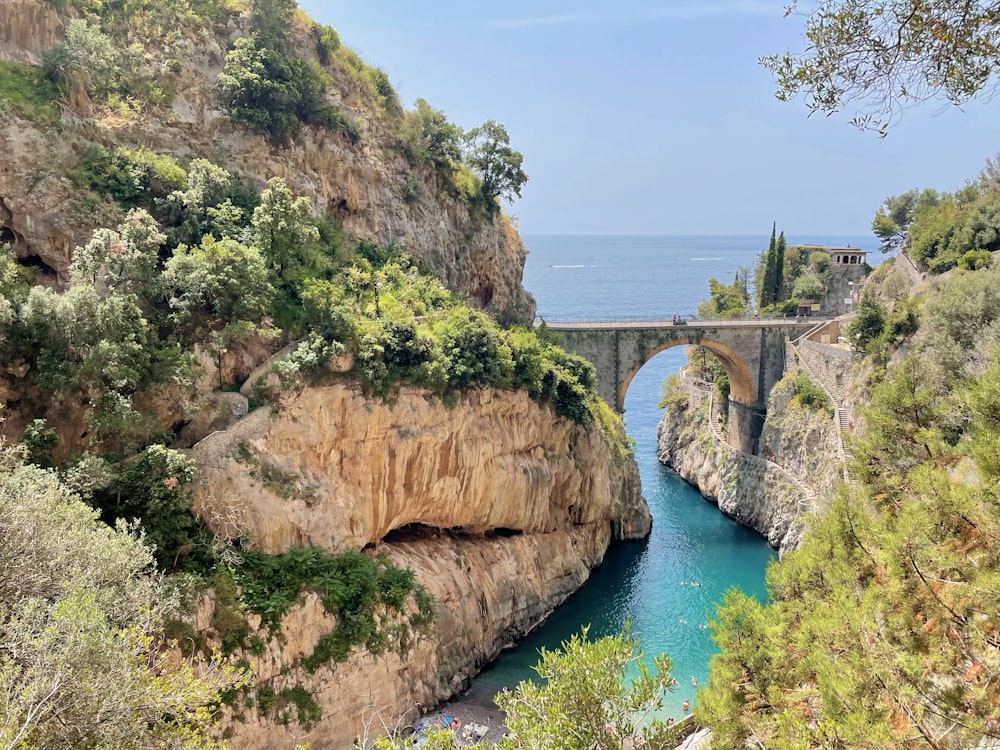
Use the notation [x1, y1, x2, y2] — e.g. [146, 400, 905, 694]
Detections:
[698, 383, 817, 513]
[789, 337, 854, 486]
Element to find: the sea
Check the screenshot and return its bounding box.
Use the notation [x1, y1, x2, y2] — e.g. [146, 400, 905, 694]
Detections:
[460, 233, 878, 718]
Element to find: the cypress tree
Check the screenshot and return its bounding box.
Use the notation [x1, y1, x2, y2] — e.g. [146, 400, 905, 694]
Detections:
[775, 230, 786, 302]
[760, 223, 777, 308]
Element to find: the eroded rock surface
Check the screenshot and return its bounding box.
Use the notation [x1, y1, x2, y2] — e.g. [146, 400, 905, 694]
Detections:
[189, 384, 648, 747]
[657, 374, 838, 554]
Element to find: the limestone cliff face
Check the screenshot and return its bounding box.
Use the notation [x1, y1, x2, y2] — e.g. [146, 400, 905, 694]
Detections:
[190, 383, 648, 748]
[657, 374, 838, 554]
[192, 384, 648, 551]
[210, 530, 620, 750]
[0, 0, 61, 65]
[0, 0, 534, 321]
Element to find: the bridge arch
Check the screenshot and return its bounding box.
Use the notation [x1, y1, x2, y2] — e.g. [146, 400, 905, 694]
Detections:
[617, 338, 756, 413]
[546, 319, 807, 455]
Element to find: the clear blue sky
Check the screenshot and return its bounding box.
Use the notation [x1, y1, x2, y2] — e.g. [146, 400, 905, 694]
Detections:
[299, 0, 1000, 237]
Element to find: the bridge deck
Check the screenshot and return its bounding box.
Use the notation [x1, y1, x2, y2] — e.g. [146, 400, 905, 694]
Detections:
[542, 318, 826, 330]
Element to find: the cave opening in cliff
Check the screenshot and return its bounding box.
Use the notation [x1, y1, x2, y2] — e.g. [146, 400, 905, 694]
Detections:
[1, 232, 60, 283]
[379, 523, 448, 544]
[377, 524, 523, 546]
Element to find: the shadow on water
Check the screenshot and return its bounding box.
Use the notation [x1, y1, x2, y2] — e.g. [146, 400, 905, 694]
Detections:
[459, 348, 777, 717]
[459, 237, 808, 715]
[457, 534, 650, 707]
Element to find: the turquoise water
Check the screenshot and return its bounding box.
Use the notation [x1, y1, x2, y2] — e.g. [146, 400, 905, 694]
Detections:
[461, 234, 876, 717]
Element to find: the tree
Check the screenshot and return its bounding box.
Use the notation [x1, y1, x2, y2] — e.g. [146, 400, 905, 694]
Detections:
[216, 34, 335, 143]
[791, 271, 824, 300]
[871, 188, 940, 253]
[42, 18, 119, 100]
[774, 230, 786, 300]
[70, 210, 165, 299]
[399, 98, 463, 174]
[463, 120, 528, 203]
[760, 0, 1000, 135]
[846, 291, 887, 352]
[0, 449, 243, 748]
[494, 627, 680, 750]
[699, 275, 750, 319]
[164, 236, 275, 328]
[759, 223, 779, 308]
[251, 177, 321, 281]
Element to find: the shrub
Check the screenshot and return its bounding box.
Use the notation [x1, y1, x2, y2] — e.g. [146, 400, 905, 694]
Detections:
[21, 419, 59, 468]
[959, 248, 992, 270]
[792, 371, 832, 414]
[42, 18, 120, 99]
[399, 98, 463, 171]
[435, 308, 513, 390]
[846, 293, 887, 352]
[0, 61, 59, 125]
[234, 546, 435, 669]
[75, 144, 187, 211]
[217, 35, 338, 143]
[313, 23, 341, 63]
[89, 445, 208, 571]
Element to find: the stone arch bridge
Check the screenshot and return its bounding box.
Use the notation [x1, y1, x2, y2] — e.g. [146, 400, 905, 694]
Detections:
[545, 318, 819, 452]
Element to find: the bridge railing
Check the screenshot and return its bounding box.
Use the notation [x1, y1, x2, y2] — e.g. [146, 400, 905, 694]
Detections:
[539, 314, 830, 326]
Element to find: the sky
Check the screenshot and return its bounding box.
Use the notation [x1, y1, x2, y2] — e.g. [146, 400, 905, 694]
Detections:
[298, 0, 1000, 237]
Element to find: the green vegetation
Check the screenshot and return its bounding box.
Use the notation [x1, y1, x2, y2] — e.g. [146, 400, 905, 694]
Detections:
[234, 546, 434, 667]
[2, 129, 606, 739]
[0, 61, 59, 125]
[366, 627, 681, 750]
[762, 0, 1000, 135]
[698, 249, 1000, 747]
[216, 34, 338, 143]
[758, 222, 785, 309]
[846, 290, 918, 357]
[0, 448, 245, 748]
[399, 98, 463, 174]
[873, 160, 1000, 274]
[0, 2, 613, 741]
[871, 187, 940, 254]
[697, 272, 751, 318]
[494, 626, 680, 750]
[463, 120, 528, 203]
[791, 370, 832, 414]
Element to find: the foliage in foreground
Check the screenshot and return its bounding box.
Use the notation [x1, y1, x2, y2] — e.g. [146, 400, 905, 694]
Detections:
[761, 0, 1000, 136]
[697, 259, 1000, 748]
[366, 627, 680, 750]
[0, 446, 245, 749]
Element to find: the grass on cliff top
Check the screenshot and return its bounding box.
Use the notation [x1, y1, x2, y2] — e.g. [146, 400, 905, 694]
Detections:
[0, 62, 60, 126]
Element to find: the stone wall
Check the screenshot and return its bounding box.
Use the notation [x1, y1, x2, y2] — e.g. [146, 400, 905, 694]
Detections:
[895, 249, 927, 287]
[822, 263, 866, 316]
[657, 370, 841, 555]
[794, 339, 854, 408]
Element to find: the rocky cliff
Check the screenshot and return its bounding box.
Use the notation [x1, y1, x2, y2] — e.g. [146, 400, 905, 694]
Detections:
[0, 0, 534, 322]
[657, 372, 839, 554]
[0, 4, 651, 746]
[189, 382, 648, 748]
